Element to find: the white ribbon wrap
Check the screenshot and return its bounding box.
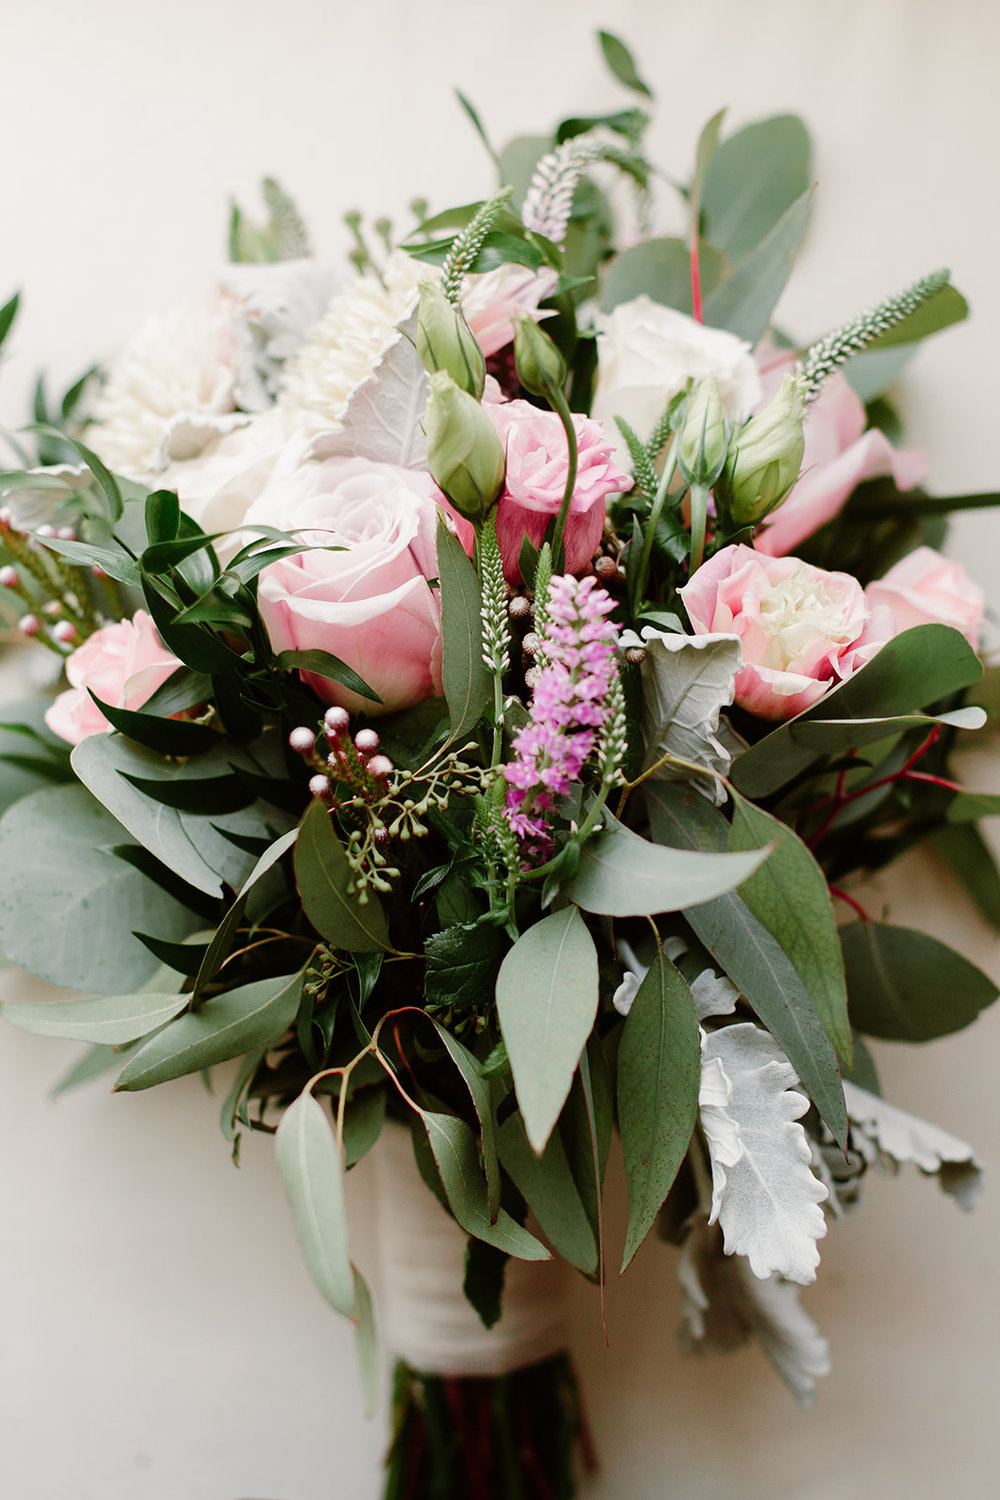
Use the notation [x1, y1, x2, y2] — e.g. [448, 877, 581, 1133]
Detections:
[375, 1123, 571, 1377]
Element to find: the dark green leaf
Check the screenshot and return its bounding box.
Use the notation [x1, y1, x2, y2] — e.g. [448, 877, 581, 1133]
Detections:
[276, 648, 382, 705]
[497, 1111, 597, 1274]
[463, 1237, 507, 1328]
[454, 90, 502, 172]
[421, 1110, 549, 1259]
[294, 798, 390, 952]
[88, 691, 221, 756]
[34, 533, 141, 586]
[425, 920, 506, 1010]
[0, 292, 19, 349]
[26, 427, 123, 522]
[617, 948, 701, 1269]
[343, 1087, 387, 1168]
[193, 826, 299, 998]
[841, 922, 999, 1041]
[437, 518, 492, 748]
[496, 906, 598, 1154]
[141, 668, 213, 717]
[145, 490, 180, 545]
[141, 531, 223, 572]
[115, 969, 303, 1090]
[930, 823, 1000, 931]
[433, 1022, 501, 1220]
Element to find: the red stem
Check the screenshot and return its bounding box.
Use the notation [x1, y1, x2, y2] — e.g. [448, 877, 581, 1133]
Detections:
[807, 726, 944, 851]
[689, 236, 703, 323]
[828, 885, 870, 921]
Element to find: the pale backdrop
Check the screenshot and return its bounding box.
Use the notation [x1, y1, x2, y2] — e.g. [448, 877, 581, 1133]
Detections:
[2, 2, 1000, 1497]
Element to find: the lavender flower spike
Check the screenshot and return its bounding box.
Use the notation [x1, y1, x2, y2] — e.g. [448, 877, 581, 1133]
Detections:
[503, 574, 621, 856]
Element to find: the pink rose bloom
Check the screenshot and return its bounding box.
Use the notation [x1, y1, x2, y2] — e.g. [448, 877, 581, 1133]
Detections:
[679, 543, 891, 720]
[866, 546, 985, 648]
[247, 456, 444, 715]
[45, 610, 181, 745]
[485, 399, 631, 583]
[461, 265, 559, 358]
[754, 350, 925, 558]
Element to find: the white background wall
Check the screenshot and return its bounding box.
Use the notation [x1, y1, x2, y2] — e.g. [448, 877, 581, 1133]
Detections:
[2, 2, 1000, 1496]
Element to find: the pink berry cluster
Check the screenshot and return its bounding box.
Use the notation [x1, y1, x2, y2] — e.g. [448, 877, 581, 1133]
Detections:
[288, 705, 394, 805]
[503, 574, 620, 857]
[0, 511, 85, 650]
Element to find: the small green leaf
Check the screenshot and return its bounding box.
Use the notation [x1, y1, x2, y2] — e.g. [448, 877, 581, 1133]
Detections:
[433, 1023, 502, 1221]
[424, 919, 506, 1010]
[2, 990, 189, 1044]
[437, 518, 492, 748]
[729, 793, 852, 1067]
[32, 534, 141, 586]
[597, 30, 653, 97]
[343, 1087, 387, 1169]
[193, 826, 299, 999]
[87, 691, 221, 756]
[422, 1111, 550, 1259]
[352, 1267, 378, 1416]
[275, 1090, 354, 1316]
[294, 800, 390, 952]
[865, 282, 967, 350]
[115, 969, 303, 1090]
[0, 291, 19, 348]
[276, 649, 382, 705]
[618, 948, 701, 1269]
[841, 922, 999, 1041]
[567, 809, 769, 917]
[496, 906, 598, 1154]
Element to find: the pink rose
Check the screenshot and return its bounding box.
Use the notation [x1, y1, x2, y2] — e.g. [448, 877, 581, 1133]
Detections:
[248, 456, 444, 716]
[679, 543, 890, 720]
[45, 610, 181, 745]
[485, 399, 631, 582]
[754, 350, 925, 558]
[461, 265, 559, 358]
[866, 546, 985, 648]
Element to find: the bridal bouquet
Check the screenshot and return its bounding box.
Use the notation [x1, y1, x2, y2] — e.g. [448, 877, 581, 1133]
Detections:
[1, 31, 996, 1497]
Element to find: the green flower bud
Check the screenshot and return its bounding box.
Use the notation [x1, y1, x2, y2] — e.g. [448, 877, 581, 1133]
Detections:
[717, 374, 806, 527]
[513, 314, 567, 401]
[424, 371, 506, 521]
[415, 282, 486, 398]
[677, 375, 728, 489]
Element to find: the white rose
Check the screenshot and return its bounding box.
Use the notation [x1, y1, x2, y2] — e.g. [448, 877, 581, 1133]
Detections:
[591, 296, 762, 461]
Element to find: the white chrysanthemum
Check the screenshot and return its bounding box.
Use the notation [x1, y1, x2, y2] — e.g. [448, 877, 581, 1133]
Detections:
[278, 250, 432, 440]
[88, 294, 239, 475]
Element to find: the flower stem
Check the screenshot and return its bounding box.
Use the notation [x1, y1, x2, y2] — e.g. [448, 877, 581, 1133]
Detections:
[548, 388, 578, 573]
[633, 441, 679, 611]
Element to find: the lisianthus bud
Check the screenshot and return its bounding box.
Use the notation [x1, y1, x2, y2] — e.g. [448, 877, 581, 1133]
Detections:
[717, 375, 806, 527]
[415, 282, 486, 399]
[677, 376, 728, 488]
[424, 370, 506, 522]
[512, 315, 566, 400]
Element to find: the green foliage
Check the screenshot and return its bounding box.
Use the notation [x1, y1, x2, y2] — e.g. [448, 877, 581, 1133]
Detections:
[601, 237, 728, 314]
[842, 922, 999, 1041]
[436, 517, 492, 748]
[294, 799, 390, 953]
[700, 115, 812, 261]
[597, 30, 653, 97]
[275, 1090, 355, 1315]
[115, 969, 303, 1090]
[496, 906, 599, 1153]
[425, 919, 507, 1012]
[701, 189, 813, 345]
[433, 1021, 502, 1220]
[421, 1110, 550, 1259]
[617, 948, 701, 1268]
[228, 177, 311, 263]
[2, 990, 189, 1045]
[497, 1111, 598, 1274]
[0, 783, 199, 991]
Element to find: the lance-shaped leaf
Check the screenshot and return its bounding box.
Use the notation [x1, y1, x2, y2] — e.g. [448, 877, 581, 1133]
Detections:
[647, 781, 848, 1148]
[497, 1113, 598, 1275]
[840, 921, 999, 1041]
[731, 624, 983, 798]
[193, 826, 299, 999]
[618, 949, 701, 1269]
[700, 1023, 828, 1284]
[729, 792, 852, 1067]
[496, 906, 599, 1154]
[275, 1090, 354, 1316]
[677, 1218, 830, 1406]
[114, 969, 303, 1090]
[702, 188, 813, 345]
[567, 808, 769, 917]
[433, 1022, 502, 1222]
[0, 783, 199, 992]
[2, 990, 189, 1045]
[352, 1268, 379, 1417]
[842, 1079, 984, 1210]
[294, 798, 390, 952]
[421, 1111, 550, 1259]
[436, 517, 492, 748]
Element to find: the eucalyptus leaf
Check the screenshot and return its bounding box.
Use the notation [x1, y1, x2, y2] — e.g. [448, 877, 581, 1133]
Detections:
[115, 969, 303, 1090]
[701, 115, 812, 261]
[436, 518, 492, 748]
[2, 990, 188, 1044]
[294, 799, 390, 952]
[433, 1022, 501, 1221]
[497, 1112, 597, 1274]
[422, 1110, 550, 1259]
[702, 189, 813, 345]
[275, 1089, 354, 1316]
[618, 949, 701, 1269]
[841, 922, 999, 1041]
[567, 808, 769, 917]
[600, 238, 728, 315]
[496, 906, 598, 1154]
[0, 783, 198, 991]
